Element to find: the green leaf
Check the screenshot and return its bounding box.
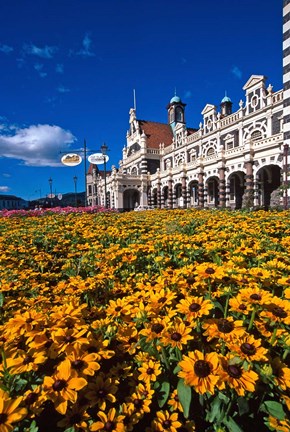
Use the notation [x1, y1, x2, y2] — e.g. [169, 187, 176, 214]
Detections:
[223, 416, 244, 432]
[177, 378, 191, 418]
[237, 397, 249, 416]
[158, 380, 170, 407]
[205, 395, 222, 423]
[0, 292, 4, 307]
[260, 400, 285, 420]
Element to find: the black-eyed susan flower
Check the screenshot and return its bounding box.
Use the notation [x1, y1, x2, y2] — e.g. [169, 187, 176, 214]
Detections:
[267, 415, 290, 432]
[42, 359, 87, 414]
[218, 355, 259, 396]
[176, 295, 213, 321]
[85, 374, 118, 410]
[160, 318, 194, 350]
[138, 359, 162, 384]
[148, 410, 182, 432]
[0, 389, 27, 432]
[271, 357, 290, 390]
[227, 334, 268, 362]
[178, 350, 219, 394]
[167, 389, 183, 412]
[67, 348, 100, 376]
[202, 317, 245, 342]
[90, 407, 125, 431]
[6, 348, 47, 374]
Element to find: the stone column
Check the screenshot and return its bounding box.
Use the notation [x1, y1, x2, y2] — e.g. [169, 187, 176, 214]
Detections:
[243, 160, 254, 208]
[218, 166, 226, 208]
[168, 175, 173, 209]
[182, 167, 187, 209]
[198, 172, 204, 208]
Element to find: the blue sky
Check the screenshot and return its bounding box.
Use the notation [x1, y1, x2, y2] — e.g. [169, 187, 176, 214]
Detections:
[0, 0, 283, 201]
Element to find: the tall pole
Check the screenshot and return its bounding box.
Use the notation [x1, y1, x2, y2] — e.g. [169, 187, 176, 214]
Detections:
[101, 142, 108, 208]
[84, 139, 87, 207]
[48, 177, 53, 207]
[73, 176, 78, 207]
[284, 144, 289, 210]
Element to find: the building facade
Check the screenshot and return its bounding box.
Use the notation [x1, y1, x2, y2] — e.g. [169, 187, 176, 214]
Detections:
[87, 2, 290, 211]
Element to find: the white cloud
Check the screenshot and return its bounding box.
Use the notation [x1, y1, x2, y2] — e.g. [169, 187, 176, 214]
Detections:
[56, 63, 64, 74]
[0, 186, 10, 192]
[0, 44, 13, 54]
[231, 65, 242, 79]
[2, 173, 11, 178]
[34, 63, 47, 78]
[23, 43, 58, 59]
[76, 33, 95, 57]
[0, 124, 76, 167]
[57, 85, 70, 93]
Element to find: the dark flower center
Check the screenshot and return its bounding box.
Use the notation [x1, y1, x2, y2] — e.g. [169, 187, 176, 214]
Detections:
[25, 392, 38, 405]
[205, 267, 215, 275]
[186, 276, 195, 285]
[239, 304, 247, 311]
[98, 389, 106, 397]
[115, 306, 122, 312]
[250, 293, 262, 301]
[104, 421, 115, 430]
[163, 420, 172, 429]
[0, 413, 8, 424]
[227, 364, 242, 378]
[26, 318, 33, 323]
[189, 303, 201, 312]
[194, 360, 211, 378]
[272, 306, 287, 318]
[158, 297, 167, 304]
[52, 379, 67, 391]
[151, 323, 164, 334]
[241, 342, 256, 356]
[133, 398, 143, 408]
[23, 355, 33, 365]
[147, 367, 154, 375]
[72, 359, 85, 370]
[65, 335, 75, 343]
[217, 318, 234, 333]
[171, 332, 182, 341]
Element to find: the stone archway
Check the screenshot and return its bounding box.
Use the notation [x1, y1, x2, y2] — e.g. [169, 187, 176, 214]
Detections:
[188, 180, 199, 207]
[206, 176, 219, 207]
[162, 186, 168, 208]
[227, 171, 245, 209]
[256, 165, 281, 209]
[174, 183, 183, 207]
[123, 189, 140, 211]
[152, 188, 158, 207]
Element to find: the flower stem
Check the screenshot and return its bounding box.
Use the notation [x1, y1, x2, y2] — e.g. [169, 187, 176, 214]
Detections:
[247, 307, 256, 331]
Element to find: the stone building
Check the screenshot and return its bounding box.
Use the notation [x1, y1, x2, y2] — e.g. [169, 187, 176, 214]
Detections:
[87, 1, 290, 211]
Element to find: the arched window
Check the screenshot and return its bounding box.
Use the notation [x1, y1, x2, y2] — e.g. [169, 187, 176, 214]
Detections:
[207, 147, 215, 156]
[251, 130, 262, 141]
[176, 107, 183, 122]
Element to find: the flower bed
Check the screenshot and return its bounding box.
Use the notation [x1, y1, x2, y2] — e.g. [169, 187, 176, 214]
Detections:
[0, 209, 289, 431]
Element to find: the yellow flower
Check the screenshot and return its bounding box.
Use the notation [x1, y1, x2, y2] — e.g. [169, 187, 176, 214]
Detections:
[160, 318, 194, 350]
[42, 359, 87, 414]
[218, 355, 259, 396]
[90, 407, 125, 431]
[85, 373, 118, 410]
[150, 410, 182, 432]
[268, 415, 290, 432]
[176, 296, 213, 320]
[178, 350, 220, 394]
[0, 389, 27, 432]
[138, 359, 162, 384]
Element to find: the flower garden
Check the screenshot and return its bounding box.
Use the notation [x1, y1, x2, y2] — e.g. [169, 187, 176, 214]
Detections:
[0, 207, 289, 432]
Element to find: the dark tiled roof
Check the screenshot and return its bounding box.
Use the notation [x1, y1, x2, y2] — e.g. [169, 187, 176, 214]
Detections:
[138, 120, 173, 148]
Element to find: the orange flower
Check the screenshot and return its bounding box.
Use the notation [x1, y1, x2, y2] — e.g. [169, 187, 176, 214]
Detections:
[42, 359, 87, 414]
[0, 389, 27, 432]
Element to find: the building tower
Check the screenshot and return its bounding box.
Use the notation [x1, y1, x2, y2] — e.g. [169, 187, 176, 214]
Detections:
[167, 94, 186, 131]
[220, 93, 233, 117]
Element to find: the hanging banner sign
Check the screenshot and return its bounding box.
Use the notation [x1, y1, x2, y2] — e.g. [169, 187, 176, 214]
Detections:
[88, 153, 109, 165]
[61, 153, 82, 166]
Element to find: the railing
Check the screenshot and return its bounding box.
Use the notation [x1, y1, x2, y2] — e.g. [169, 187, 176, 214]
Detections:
[187, 131, 200, 144]
[220, 112, 240, 128]
[225, 146, 245, 157]
[252, 133, 283, 149]
[272, 90, 283, 105]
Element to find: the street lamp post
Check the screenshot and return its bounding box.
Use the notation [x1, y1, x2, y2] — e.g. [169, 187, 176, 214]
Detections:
[284, 143, 289, 210]
[48, 177, 53, 207]
[73, 176, 78, 207]
[101, 142, 108, 208]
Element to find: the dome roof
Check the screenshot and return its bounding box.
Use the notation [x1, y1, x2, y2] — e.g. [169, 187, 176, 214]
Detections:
[221, 95, 232, 103]
[170, 95, 181, 103]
